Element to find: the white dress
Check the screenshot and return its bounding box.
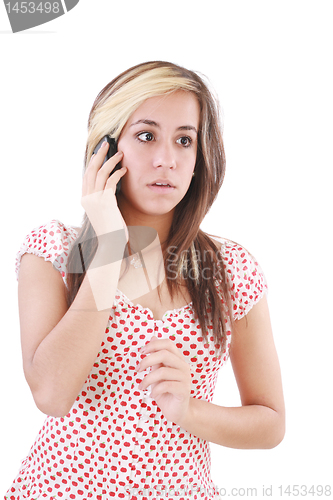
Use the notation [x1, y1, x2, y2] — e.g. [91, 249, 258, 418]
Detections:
[6, 220, 267, 500]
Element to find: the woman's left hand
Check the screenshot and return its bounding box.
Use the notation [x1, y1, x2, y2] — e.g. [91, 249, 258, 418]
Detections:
[138, 336, 192, 425]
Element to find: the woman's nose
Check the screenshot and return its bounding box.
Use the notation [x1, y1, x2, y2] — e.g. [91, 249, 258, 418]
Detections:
[152, 141, 176, 170]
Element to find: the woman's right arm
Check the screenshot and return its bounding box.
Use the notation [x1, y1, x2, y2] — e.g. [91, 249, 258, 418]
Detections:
[19, 143, 128, 417]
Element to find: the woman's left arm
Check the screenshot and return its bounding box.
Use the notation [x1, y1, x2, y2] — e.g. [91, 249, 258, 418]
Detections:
[138, 295, 285, 449]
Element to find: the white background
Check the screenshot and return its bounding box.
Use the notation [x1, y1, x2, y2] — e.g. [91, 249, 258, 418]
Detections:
[1, 0, 332, 497]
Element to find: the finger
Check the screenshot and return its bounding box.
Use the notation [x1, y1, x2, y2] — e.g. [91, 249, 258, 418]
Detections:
[95, 151, 124, 192]
[141, 339, 185, 362]
[82, 155, 96, 196]
[83, 141, 110, 194]
[150, 380, 188, 400]
[139, 350, 186, 372]
[150, 361, 163, 373]
[104, 164, 127, 192]
[86, 141, 110, 175]
[139, 366, 182, 390]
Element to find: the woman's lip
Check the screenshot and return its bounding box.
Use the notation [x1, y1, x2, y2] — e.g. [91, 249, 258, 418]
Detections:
[147, 184, 176, 192]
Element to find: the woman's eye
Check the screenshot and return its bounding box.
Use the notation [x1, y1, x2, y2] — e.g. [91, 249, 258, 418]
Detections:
[177, 136, 192, 147]
[137, 132, 154, 142]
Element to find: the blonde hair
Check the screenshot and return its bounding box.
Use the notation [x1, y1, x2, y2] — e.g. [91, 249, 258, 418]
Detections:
[85, 62, 221, 173]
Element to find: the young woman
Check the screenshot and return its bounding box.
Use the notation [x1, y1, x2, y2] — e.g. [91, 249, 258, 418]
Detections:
[6, 61, 285, 500]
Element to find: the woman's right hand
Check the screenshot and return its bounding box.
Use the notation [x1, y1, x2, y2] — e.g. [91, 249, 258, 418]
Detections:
[81, 140, 128, 238]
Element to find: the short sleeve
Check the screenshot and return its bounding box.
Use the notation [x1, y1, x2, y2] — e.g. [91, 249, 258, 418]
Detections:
[15, 219, 79, 288]
[219, 240, 268, 321]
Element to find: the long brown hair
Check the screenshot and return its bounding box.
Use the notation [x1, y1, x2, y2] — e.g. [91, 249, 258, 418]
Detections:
[66, 61, 233, 355]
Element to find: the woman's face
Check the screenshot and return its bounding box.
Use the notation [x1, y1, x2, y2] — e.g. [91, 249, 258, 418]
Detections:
[117, 90, 200, 219]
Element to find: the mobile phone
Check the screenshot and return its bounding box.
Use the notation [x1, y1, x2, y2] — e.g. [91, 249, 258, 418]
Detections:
[93, 136, 122, 193]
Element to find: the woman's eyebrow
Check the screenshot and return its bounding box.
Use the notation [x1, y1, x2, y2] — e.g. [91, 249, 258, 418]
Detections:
[130, 119, 159, 128]
[178, 125, 198, 134]
[130, 119, 197, 134]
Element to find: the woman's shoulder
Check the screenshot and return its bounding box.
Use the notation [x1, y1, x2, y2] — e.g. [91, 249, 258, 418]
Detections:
[208, 234, 258, 263]
[208, 235, 268, 320]
[15, 219, 80, 283]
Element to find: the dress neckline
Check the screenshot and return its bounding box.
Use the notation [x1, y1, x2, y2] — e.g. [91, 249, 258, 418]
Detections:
[71, 225, 196, 321]
[115, 288, 193, 322]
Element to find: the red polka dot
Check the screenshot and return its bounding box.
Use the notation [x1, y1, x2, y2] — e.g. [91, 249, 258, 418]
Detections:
[8, 221, 267, 499]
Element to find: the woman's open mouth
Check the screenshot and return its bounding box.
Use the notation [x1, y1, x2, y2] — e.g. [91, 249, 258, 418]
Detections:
[148, 181, 175, 192]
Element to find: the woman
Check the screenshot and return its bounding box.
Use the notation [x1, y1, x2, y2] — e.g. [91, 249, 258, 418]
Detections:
[6, 61, 285, 499]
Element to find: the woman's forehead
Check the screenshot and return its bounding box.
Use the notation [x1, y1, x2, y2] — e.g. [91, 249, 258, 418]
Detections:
[126, 91, 200, 129]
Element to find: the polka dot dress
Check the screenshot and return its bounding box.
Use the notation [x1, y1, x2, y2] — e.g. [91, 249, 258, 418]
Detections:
[6, 220, 267, 500]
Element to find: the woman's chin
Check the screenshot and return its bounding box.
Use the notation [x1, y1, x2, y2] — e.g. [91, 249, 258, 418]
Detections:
[119, 192, 178, 218]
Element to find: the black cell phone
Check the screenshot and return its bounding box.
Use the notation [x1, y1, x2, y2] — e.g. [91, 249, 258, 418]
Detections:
[93, 136, 122, 193]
